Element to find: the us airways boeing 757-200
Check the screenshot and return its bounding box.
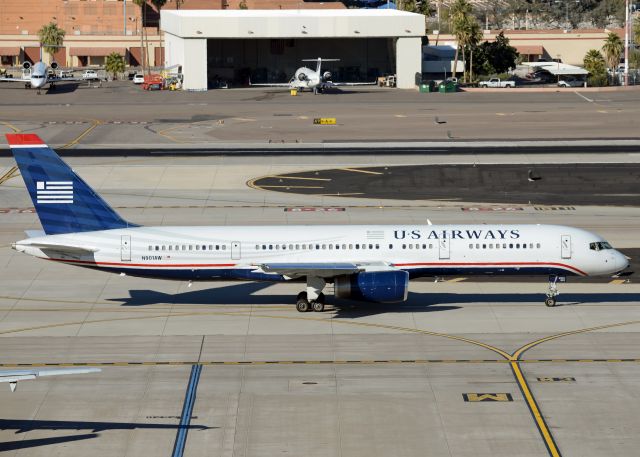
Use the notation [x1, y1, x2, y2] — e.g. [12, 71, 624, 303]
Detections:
[7, 134, 628, 311]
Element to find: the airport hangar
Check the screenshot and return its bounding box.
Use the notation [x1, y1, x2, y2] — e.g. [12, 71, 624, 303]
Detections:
[161, 9, 425, 91]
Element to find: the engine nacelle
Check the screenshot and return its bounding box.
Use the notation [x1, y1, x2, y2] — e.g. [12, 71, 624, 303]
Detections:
[322, 71, 332, 81]
[297, 72, 308, 82]
[50, 61, 58, 70]
[334, 271, 409, 303]
[22, 61, 31, 70]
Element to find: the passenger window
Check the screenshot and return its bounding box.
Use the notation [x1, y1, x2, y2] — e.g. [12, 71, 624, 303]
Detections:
[255, 245, 259, 250]
[149, 246, 153, 251]
[155, 246, 159, 251]
[389, 244, 393, 249]
[516, 244, 520, 249]
[355, 244, 360, 249]
[509, 244, 513, 249]
[376, 244, 380, 249]
[196, 245, 200, 251]
[482, 244, 486, 249]
[222, 245, 226, 250]
[522, 244, 526, 249]
[429, 244, 433, 249]
[289, 244, 294, 250]
[295, 244, 300, 250]
[402, 244, 406, 249]
[408, 244, 413, 249]
[349, 244, 353, 249]
[422, 244, 427, 249]
[342, 244, 347, 249]
[168, 246, 173, 251]
[316, 244, 320, 250]
[536, 243, 541, 248]
[322, 244, 326, 250]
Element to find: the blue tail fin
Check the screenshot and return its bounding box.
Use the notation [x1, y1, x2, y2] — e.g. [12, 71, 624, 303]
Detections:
[7, 133, 135, 235]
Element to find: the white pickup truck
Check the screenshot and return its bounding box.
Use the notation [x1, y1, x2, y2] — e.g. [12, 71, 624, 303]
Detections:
[478, 78, 515, 88]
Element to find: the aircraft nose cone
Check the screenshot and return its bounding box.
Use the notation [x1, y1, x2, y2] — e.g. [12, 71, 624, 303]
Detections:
[615, 251, 629, 272]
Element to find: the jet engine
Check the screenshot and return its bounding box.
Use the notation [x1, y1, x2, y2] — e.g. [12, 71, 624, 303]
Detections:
[334, 271, 409, 303]
[322, 71, 332, 81]
[297, 72, 308, 81]
[50, 61, 58, 70]
[22, 62, 31, 70]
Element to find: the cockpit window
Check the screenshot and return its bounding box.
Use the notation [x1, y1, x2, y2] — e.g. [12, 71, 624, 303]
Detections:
[590, 241, 612, 251]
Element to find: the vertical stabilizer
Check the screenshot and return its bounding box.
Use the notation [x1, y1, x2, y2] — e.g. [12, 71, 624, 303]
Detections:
[7, 133, 135, 235]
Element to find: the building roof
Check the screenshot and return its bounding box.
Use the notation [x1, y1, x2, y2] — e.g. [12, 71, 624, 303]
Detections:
[69, 47, 127, 57]
[162, 9, 426, 39]
[0, 46, 20, 56]
[164, 9, 420, 18]
[515, 45, 544, 55]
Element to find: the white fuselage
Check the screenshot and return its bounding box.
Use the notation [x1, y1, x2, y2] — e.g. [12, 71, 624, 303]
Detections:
[29, 62, 49, 89]
[14, 224, 628, 281]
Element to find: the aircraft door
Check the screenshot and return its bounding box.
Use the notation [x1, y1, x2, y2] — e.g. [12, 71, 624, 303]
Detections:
[561, 235, 571, 259]
[231, 241, 241, 260]
[439, 238, 450, 259]
[121, 235, 131, 261]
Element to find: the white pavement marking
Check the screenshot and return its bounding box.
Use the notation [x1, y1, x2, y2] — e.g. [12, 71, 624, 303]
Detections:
[574, 91, 594, 103]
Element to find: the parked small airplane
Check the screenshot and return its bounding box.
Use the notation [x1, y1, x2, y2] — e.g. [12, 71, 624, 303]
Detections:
[6, 133, 629, 312]
[0, 60, 80, 94]
[251, 58, 375, 94]
[1, 368, 101, 392]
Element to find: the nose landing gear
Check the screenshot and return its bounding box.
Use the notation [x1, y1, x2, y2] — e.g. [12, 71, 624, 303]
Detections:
[545, 275, 565, 307]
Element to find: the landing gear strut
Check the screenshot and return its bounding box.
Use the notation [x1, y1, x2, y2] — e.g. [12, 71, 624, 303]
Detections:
[296, 276, 326, 312]
[545, 275, 563, 307]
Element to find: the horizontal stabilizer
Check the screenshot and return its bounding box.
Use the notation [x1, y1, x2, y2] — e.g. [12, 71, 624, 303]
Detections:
[17, 241, 99, 254]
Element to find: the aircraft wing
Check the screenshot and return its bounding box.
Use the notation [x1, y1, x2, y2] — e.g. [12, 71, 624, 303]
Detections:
[1, 368, 101, 392]
[326, 81, 377, 87]
[249, 82, 291, 87]
[256, 262, 397, 279]
[0, 77, 29, 82]
[49, 76, 81, 82]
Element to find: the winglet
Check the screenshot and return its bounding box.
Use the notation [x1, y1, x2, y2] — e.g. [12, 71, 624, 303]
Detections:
[6, 133, 47, 148]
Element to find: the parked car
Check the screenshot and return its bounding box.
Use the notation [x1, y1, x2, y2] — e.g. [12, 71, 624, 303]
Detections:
[59, 70, 73, 78]
[82, 70, 100, 81]
[478, 78, 515, 88]
[132, 73, 144, 84]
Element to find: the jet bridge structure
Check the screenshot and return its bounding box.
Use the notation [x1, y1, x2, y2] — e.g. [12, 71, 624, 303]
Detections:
[161, 9, 425, 91]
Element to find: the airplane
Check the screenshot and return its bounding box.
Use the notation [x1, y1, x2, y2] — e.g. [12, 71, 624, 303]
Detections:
[1, 367, 101, 392]
[250, 58, 375, 94]
[0, 61, 79, 94]
[6, 133, 629, 312]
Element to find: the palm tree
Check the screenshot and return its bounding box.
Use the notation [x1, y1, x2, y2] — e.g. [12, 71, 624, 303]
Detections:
[602, 32, 624, 83]
[105, 52, 125, 81]
[37, 22, 65, 64]
[133, 0, 148, 74]
[583, 49, 607, 87]
[151, 0, 167, 69]
[450, 0, 473, 79]
[458, 15, 482, 83]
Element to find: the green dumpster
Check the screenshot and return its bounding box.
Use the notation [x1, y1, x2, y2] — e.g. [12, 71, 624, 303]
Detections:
[419, 83, 429, 93]
[438, 81, 457, 93]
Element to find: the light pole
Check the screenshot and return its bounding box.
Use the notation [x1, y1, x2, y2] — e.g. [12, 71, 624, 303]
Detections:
[555, 0, 580, 29]
[624, 0, 629, 86]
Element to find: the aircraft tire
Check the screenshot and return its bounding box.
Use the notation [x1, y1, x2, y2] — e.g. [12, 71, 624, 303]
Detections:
[544, 297, 556, 307]
[296, 292, 310, 312]
[311, 301, 324, 312]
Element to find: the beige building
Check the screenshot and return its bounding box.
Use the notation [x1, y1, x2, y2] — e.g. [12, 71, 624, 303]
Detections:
[0, 0, 344, 68]
[429, 28, 626, 67]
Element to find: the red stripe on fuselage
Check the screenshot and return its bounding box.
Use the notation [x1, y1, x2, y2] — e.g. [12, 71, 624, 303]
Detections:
[44, 258, 586, 276]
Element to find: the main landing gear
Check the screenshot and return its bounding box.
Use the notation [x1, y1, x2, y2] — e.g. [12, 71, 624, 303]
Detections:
[296, 276, 326, 312]
[545, 275, 564, 307]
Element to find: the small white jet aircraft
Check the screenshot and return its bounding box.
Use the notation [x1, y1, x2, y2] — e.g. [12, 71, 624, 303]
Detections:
[0, 61, 79, 94]
[6, 133, 629, 311]
[251, 58, 375, 94]
[1, 368, 101, 392]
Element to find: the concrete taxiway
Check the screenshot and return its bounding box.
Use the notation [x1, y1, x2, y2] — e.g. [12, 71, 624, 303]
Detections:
[1, 150, 640, 456]
[1, 82, 640, 145]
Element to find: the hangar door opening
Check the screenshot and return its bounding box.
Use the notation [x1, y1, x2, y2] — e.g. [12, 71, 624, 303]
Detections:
[206, 38, 395, 87]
